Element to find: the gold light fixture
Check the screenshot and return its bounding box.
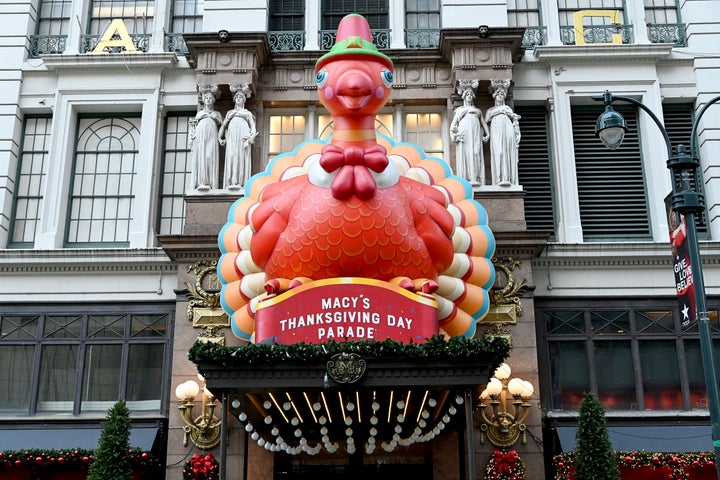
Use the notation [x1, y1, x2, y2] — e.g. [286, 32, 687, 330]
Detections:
[477, 363, 534, 448]
[175, 374, 222, 450]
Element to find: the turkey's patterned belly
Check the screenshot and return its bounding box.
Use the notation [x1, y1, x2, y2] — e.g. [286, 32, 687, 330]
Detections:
[264, 184, 437, 281]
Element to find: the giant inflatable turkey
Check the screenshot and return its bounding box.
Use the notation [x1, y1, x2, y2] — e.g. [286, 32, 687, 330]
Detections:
[218, 14, 495, 343]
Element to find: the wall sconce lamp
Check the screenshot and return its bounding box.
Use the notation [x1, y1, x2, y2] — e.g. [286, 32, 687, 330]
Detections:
[477, 363, 534, 448]
[175, 374, 222, 450]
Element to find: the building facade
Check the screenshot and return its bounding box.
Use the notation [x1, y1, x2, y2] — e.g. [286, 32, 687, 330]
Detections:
[1, 1, 719, 479]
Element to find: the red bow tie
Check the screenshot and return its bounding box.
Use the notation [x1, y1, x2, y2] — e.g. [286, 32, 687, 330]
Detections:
[319, 144, 388, 199]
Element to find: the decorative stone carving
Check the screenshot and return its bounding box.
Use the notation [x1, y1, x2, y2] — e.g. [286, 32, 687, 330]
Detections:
[486, 79, 521, 186]
[450, 79, 489, 185]
[326, 353, 366, 384]
[219, 83, 257, 190]
[480, 256, 528, 347]
[186, 259, 228, 343]
[189, 84, 222, 191]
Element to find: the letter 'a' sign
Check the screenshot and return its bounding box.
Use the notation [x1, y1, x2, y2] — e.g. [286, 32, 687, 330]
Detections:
[90, 19, 139, 54]
[255, 278, 439, 344]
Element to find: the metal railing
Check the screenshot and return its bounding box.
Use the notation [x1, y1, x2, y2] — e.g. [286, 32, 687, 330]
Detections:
[165, 32, 189, 55]
[560, 24, 633, 45]
[647, 23, 687, 47]
[521, 26, 546, 49]
[29, 34, 67, 58]
[319, 28, 390, 49]
[405, 29, 440, 49]
[268, 31, 305, 51]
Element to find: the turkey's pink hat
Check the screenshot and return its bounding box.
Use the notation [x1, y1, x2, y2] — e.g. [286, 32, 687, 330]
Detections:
[336, 13, 373, 41]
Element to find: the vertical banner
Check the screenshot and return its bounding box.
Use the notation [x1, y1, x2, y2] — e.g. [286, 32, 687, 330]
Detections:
[666, 196, 696, 327]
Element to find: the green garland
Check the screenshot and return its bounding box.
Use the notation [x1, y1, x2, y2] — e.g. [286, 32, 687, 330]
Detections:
[188, 335, 510, 368]
[0, 448, 159, 472]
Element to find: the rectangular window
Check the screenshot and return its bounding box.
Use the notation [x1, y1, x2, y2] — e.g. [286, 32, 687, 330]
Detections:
[318, 114, 393, 141]
[539, 299, 720, 412]
[168, 0, 203, 53]
[558, 0, 629, 45]
[507, 0, 540, 27]
[66, 116, 140, 247]
[9, 116, 51, 248]
[405, 0, 440, 48]
[321, 0, 389, 48]
[0, 305, 171, 416]
[507, 0, 544, 48]
[662, 103, 707, 236]
[405, 113, 442, 156]
[86, 0, 155, 52]
[321, 0, 389, 29]
[516, 105, 554, 232]
[268, 115, 307, 160]
[158, 114, 193, 235]
[645, 0, 685, 46]
[268, 0, 306, 51]
[170, 0, 203, 33]
[269, 0, 305, 31]
[571, 104, 650, 240]
[30, 0, 71, 56]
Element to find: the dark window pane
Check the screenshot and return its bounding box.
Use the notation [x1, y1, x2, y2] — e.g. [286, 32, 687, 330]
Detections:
[43, 315, 82, 338]
[572, 105, 649, 239]
[126, 344, 164, 411]
[81, 344, 122, 412]
[549, 341, 588, 409]
[1, 315, 40, 339]
[596, 341, 635, 410]
[88, 315, 126, 338]
[0, 345, 35, 414]
[640, 340, 682, 410]
[131, 314, 168, 338]
[686, 339, 709, 409]
[545, 311, 585, 335]
[590, 311, 630, 335]
[516, 105, 554, 231]
[38, 345, 78, 412]
[636, 309, 675, 333]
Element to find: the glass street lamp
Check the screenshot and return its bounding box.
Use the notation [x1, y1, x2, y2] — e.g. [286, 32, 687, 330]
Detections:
[594, 90, 720, 476]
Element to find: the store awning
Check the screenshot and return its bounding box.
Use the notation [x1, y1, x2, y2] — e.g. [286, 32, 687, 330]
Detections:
[556, 425, 713, 452]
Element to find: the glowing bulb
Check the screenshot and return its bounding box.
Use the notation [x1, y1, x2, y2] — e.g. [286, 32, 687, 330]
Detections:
[494, 363, 511, 380]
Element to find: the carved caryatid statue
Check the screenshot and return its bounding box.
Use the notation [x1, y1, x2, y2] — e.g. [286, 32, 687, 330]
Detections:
[485, 79, 521, 186]
[450, 79, 490, 185]
[219, 83, 257, 190]
[189, 84, 222, 191]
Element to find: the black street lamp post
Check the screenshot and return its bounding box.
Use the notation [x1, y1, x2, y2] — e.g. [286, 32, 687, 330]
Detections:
[594, 90, 720, 472]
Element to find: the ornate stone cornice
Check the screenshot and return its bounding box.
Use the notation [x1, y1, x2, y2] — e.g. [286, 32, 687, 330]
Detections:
[493, 231, 552, 259]
[157, 234, 220, 263]
[42, 53, 178, 72]
[534, 241, 720, 268]
[533, 43, 673, 63]
[0, 248, 175, 273]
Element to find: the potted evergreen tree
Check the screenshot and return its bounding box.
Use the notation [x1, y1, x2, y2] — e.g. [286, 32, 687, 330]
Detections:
[573, 392, 619, 480]
[86, 399, 133, 480]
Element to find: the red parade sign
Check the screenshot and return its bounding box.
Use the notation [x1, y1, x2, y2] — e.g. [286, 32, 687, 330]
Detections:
[254, 278, 439, 344]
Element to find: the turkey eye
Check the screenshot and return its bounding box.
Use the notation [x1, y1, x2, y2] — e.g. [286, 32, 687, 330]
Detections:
[315, 69, 329, 88]
[380, 69, 394, 88]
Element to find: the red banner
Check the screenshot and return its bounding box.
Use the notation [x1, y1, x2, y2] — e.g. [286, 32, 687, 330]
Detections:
[669, 209, 696, 328]
[254, 278, 439, 344]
